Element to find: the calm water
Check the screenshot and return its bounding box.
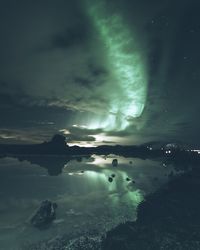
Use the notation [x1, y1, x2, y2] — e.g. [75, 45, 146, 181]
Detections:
[0, 155, 174, 249]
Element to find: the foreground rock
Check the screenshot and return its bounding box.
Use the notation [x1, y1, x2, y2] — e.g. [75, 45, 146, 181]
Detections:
[101, 167, 200, 249]
[30, 200, 57, 229]
[112, 159, 118, 167]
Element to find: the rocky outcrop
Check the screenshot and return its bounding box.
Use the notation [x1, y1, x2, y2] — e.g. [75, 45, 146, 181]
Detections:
[101, 168, 200, 249]
[30, 200, 57, 229]
[112, 159, 118, 167]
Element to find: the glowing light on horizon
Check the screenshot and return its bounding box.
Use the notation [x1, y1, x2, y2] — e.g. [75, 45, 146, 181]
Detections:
[59, 129, 70, 135]
[67, 141, 96, 147]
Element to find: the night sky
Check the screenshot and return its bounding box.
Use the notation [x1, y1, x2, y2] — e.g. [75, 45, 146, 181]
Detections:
[0, 0, 200, 147]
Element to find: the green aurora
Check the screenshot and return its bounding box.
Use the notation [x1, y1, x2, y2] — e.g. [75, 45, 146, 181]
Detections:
[85, 0, 148, 131]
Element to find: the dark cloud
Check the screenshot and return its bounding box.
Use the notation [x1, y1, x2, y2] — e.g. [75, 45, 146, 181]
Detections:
[50, 25, 89, 50]
[74, 77, 92, 88]
[0, 127, 57, 144]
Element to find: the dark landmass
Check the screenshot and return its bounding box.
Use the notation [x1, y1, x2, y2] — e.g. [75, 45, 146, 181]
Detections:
[0, 134, 71, 156]
[1, 134, 200, 175]
[0, 134, 189, 158]
[101, 166, 200, 250]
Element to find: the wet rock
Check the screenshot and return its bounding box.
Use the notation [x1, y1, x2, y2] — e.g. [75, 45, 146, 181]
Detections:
[108, 177, 113, 183]
[112, 159, 118, 167]
[30, 200, 57, 229]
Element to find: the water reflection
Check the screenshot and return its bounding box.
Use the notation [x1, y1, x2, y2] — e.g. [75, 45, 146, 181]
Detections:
[0, 154, 174, 249]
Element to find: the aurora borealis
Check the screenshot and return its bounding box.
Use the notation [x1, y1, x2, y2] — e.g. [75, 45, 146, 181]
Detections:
[0, 0, 200, 147]
[1, 1, 200, 249]
[85, 0, 148, 131]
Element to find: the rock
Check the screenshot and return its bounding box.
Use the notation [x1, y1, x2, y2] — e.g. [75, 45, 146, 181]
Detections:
[112, 159, 118, 167]
[30, 200, 57, 229]
[50, 134, 66, 147]
[108, 177, 113, 183]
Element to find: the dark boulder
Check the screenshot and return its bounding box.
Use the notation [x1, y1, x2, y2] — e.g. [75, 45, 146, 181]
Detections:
[30, 200, 57, 229]
[112, 159, 118, 167]
[108, 177, 113, 183]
